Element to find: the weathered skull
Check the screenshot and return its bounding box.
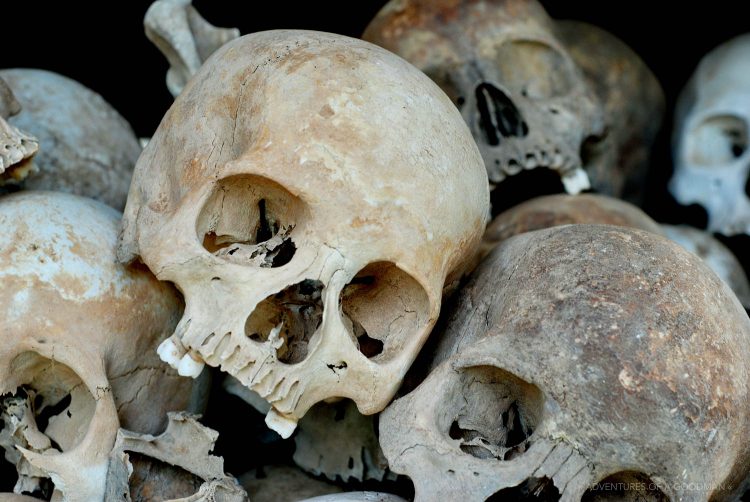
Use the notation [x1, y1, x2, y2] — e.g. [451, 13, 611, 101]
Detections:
[0, 192, 199, 501]
[555, 21, 665, 203]
[670, 33, 750, 235]
[118, 30, 489, 437]
[0, 78, 37, 185]
[482, 193, 662, 254]
[662, 224, 750, 309]
[144, 0, 240, 97]
[0, 69, 141, 210]
[363, 0, 605, 194]
[380, 225, 750, 501]
[106, 412, 247, 501]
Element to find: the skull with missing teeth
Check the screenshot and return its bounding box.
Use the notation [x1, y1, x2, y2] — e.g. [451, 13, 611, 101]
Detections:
[118, 30, 489, 437]
[363, 0, 605, 194]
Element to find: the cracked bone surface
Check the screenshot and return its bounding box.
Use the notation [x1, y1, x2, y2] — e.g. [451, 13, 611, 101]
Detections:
[363, 0, 606, 195]
[0, 191, 200, 501]
[670, 33, 750, 236]
[480, 193, 663, 260]
[379, 225, 750, 501]
[293, 400, 393, 482]
[0, 77, 38, 185]
[0, 69, 141, 210]
[106, 412, 248, 501]
[662, 224, 750, 309]
[117, 30, 489, 435]
[145, 0, 240, 98]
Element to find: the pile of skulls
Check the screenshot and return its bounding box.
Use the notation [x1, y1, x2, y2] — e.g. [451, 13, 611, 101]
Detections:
[2, 0, 750, 501]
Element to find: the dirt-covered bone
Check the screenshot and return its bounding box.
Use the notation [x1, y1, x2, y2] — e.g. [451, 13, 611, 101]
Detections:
[294, 400, 393, 482]
[106, 412, 247, 501]
[0, 192, 200, 501]
[380, 225, 750, 501]
[0, 69, 141, 209]
[118, 30, 489, 436]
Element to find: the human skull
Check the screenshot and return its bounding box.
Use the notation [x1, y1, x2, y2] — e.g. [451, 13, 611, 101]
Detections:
[0, 69, 141, 210]
[363, 0, 605, 194]
[117, 30, 489, 437]
[144, 0, 240, 97]
[0, 77, 37, 185]
[670, 33, 750, 235]
[555, 21, 665, 203]
[0, 191, 199, 501]
[380, 225, 750, 501]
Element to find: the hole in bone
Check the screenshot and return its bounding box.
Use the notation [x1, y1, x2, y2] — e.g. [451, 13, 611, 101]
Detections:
[128, 452, 203, 501]
[475, 82, 528, 146]
[687, 114, 748, 166]
[582, 471, 670, 502]
[494, 40, 575, 99]
[1, 353, 95, 499]
[487, 476, 561, 501]
[244, 279, 324, 364]
[340, 262, 430, 362]
[444, 366, 543, 461]
[198, 174, 303, 268]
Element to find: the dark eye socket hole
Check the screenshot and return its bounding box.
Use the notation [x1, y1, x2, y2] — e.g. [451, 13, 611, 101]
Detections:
[340, 262, 430, 362]
[198, 175, 303, 268]
[687, 115, 748, 166]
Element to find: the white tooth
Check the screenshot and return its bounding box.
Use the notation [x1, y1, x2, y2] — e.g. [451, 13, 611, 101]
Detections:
[177, 353, 206, 378]
[561, 167, 591, 194]
[265, 407, 298, 438]
[524, 155, 538, 169]
[157, 337, 185, 368]
[493, 171, 506, 183]
[504, 161, 522, 175]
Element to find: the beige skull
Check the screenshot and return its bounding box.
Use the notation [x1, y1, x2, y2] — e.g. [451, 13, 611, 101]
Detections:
[380, 225, 750, 501]
[117, 30, 489, 436]
[0, 191, 197, 501]
[363, 0, 605, 194]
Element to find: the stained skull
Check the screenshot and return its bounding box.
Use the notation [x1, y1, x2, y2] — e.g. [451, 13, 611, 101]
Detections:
[117, 30, 489, 437]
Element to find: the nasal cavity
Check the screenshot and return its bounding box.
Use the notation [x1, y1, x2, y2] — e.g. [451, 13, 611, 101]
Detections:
[475, 82, 529, 146]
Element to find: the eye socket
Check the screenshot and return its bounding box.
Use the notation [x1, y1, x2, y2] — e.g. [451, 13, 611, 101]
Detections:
[686, 114, 748, 166]
[1, 352, 96, 498]
[197, 175, 303, 268]
[494, 40, 575, 99]
[340, 262, 430, 362]
[442, 365, 544, 462]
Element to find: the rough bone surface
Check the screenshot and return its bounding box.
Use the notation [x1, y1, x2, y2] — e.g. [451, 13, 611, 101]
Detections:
[662, 224, 750, 309]
[670, 33, 750, 235]
[294, 400, 392, 482]
[380, 225, 750, 501]
[0, 77, 38, 185]
[106, 412, 248, 501]
[118, 30, 489, 436]
[0, 69, 141, 210]
[0, 192, 199, 501]
[145, 0, 240, 97]
[363, 0, 605, 194]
